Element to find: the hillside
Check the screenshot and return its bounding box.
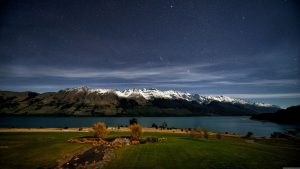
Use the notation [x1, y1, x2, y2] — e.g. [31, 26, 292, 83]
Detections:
[0, 87, 280, 116]
[251, 105, 300, 124]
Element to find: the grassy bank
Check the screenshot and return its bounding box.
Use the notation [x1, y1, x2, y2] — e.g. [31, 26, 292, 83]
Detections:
[0, 132, 300, 169]
[107, 132, 300, 169]
[0, 132, 92, 169]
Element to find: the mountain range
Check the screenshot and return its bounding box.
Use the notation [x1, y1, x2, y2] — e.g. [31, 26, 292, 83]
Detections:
[0, 86, 281, 116]
[251, 105, 300, 124]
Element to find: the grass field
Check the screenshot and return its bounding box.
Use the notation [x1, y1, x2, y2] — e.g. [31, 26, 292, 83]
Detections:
[107, 132, 300, 169]
[0, 132, 92, 169]
[0, 132, 300, 169]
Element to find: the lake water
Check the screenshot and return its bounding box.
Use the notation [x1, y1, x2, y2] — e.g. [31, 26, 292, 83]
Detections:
[0, 116, 298, 136]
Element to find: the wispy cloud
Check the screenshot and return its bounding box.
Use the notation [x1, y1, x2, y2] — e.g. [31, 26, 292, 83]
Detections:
[222, 93, 300, 99]
[0, 64, 298, 90]
[0, 63, 241, 82]
[212, 79, 299, 86]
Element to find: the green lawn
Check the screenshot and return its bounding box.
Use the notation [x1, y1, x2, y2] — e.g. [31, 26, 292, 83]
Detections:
[0, 132, 92, 169]
[0, 132, 300, 169]
[106, 133, 300, 169]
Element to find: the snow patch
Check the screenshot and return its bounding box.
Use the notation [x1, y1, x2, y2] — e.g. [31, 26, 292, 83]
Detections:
[65, 86, 277, 108]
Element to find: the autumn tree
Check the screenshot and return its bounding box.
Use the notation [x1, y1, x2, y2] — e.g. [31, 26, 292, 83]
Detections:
[92, 122, 109, 139]
[130, 124, 143, 139]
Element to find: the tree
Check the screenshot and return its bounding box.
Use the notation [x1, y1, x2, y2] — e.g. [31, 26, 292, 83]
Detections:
[160, 121, 168, 130]
[152, 123, 158, 129]
[130, 124, 143, 139]
[92, 122, 109, 139]
[129, 118, 138, 125]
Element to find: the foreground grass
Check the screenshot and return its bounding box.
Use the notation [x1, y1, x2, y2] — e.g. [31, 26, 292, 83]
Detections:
[107, 132, 300, 169]
[0, 132, 299, 169]
[0, 132, 91, 169]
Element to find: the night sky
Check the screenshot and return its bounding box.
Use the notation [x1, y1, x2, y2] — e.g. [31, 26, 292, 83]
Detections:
[0, 0, 299, 107]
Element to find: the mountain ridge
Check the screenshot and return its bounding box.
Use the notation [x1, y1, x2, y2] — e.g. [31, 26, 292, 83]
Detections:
[0, 87, 281, 116]
[251, 105, 300, 124]
[65, 86, 278, 107]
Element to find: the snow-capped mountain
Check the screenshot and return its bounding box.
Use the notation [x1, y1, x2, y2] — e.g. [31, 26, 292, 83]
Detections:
[65, 86, 277, 108]
[0, 86, 281, 116]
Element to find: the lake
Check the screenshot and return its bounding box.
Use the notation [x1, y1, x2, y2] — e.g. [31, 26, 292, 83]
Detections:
[0, 116, 298, 136]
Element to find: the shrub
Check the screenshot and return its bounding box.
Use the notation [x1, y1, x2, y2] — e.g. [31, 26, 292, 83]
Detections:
[92, 122, 110, 139]
[160, 121, 168, 130]
[244, 132, 253, 138]
[130, 124, 143, 139]
[216, 132, 222, 139]
[190, 128, 202, 138]
[152, 123, 158, 129]
[202, 128, 209, 139]
[78, 127, 83, 131]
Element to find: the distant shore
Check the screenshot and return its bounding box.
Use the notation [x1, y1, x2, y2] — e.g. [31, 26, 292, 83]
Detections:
[0, 127, 243, 138]
[0, 127, 189, 133]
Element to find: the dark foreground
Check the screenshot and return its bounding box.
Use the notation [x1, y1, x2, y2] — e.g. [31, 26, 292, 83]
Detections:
[0, 132, 300, 169]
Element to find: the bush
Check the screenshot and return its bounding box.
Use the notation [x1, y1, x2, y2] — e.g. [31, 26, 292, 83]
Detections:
[190, 128, 202, 138]
[152, 123, 158, 129]
[244, 132, 253, 138]
[270, 132, 290, 138]
[202, 128, 209, 139]
[160, 121, 168, 130]
[92, 122, 110, 139]
[130, 124, 143, 139]
[216, 132, 222, 139]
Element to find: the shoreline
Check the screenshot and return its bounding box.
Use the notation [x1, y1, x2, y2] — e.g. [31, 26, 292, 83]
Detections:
[0, 127, 242, 138]
[0, 127, 188, 133]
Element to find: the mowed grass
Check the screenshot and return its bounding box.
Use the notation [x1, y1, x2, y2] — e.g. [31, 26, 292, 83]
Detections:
[0, 132, 92, 169]
[0, 132, 300, 169]
[106, 132, 300, 169]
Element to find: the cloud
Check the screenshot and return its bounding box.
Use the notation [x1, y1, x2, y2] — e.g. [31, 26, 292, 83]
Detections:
[0, 63, 298, 90]
[223, 93, 300, 99]
[212, 79, 298, 86]
[0, 63, 237, 81]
